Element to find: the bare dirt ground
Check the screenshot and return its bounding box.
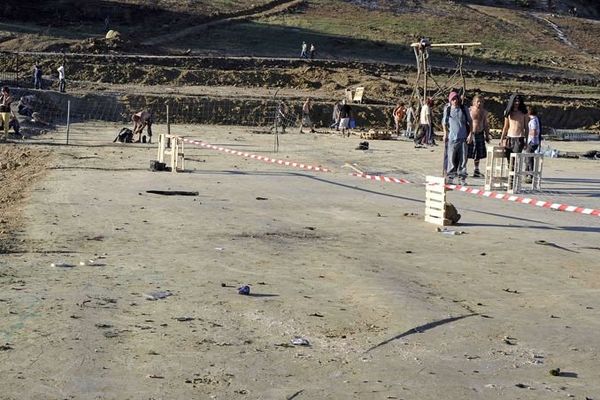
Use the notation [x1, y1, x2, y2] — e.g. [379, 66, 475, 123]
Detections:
[1, 124, 599, 399]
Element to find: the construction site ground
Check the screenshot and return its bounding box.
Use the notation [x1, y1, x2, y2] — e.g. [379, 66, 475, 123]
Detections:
[1, 124, 599, 399]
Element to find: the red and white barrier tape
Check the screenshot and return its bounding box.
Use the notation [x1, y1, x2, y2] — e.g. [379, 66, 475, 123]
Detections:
[445, 184, 600, 217]
[182, 138, 331, 173]
[350, 173, 411, 184]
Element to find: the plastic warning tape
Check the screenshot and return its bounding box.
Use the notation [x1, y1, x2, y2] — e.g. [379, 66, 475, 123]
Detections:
[445, 184, 600, 217]
[350, 173, 411, 184]
[182, 138, 331, 173]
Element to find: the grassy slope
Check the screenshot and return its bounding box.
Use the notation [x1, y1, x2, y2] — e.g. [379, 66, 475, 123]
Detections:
[172, 0, 596, 74]
[1, 0, 598, 78]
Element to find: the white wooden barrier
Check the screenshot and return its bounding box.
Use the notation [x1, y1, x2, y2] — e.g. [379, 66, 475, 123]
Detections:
[425, 176, 448, 226]
[157, 133, 185, 172]
[484, 146, 509, 192]
[508, 152, 543, 194]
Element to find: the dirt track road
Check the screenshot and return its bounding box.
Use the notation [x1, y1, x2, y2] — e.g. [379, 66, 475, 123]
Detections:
[1, 124, 599, 399]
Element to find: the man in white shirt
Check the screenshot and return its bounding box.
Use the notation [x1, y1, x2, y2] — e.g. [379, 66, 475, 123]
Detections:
[415, 98, 433, 146]
[57, 65, 66, 93]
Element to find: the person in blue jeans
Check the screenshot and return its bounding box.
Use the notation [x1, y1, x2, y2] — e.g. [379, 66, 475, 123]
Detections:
[442, 91, 472, 185]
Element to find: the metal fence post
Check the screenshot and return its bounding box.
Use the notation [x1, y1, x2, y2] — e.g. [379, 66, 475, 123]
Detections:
[66, 100, 71, 145]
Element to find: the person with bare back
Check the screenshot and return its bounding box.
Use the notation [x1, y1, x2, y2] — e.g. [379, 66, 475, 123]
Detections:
[467, 95, 491, 178]
[500, 93, 528, 162]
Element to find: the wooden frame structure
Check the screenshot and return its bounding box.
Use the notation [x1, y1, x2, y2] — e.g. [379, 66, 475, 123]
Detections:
[410, 40, 481, 106]
[424, 175, 448, 226]
[508, 152, 544, 194]
[157, 133, 185, 172]
[484, 146, 510, 191]
[485, 147, 544, 194]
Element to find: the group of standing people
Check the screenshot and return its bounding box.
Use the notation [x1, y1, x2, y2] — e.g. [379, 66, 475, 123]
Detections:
[300, 42, 316, 60]
[442, 90, 540, 185]
[31, 64, 66, 92]
[393, 100, 436, 146]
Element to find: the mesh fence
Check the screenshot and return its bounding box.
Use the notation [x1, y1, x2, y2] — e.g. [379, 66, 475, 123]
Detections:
[6, 87, 303, 143]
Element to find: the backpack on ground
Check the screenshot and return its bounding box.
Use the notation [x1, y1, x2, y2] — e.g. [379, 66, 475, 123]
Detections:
[114, 127, 133, 143]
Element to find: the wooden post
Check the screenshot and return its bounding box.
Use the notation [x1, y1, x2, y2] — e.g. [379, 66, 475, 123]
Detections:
[166, 104, 171, 148]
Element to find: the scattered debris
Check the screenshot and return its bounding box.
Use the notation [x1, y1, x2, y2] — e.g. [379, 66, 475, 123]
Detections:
[549, 368, 561, 376]
[256, 197, 269, 200]
[238, 285, 250, 295]
[50, 262, 75, 268]
[145, 291, 173, 301]
[515, 383, 529, 389]
[355, 141, 369, 150]
[146, 190, 199, 196]
[309, 313, 324, 318]
[95, 323, 113, 329]
[147, 374, 164, 379]
[503, 288, 520, 294]
[291, 337, 310, 346]
[436, 227, 466, 235]
[174, 317, 195, 322]
[0, 343, 13, 351]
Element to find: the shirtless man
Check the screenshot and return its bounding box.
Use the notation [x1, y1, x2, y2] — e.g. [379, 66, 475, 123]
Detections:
[468, 95, 491, 177]
[499, 94, 528, 160]
[132, 110, 153, 143]
[392, 101, 406, 136]
[299, 98, 315, 134]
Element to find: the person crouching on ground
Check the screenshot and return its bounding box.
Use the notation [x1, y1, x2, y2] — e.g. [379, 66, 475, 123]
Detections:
[132, 110, 153, 143]
[442, 91, 472, 186]
[467, 94, 491, 178]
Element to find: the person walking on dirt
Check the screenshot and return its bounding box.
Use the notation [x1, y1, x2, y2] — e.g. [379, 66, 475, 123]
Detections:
[405, 102, 415, 138]
[300, 42, 308, 59]
[275, 100, 288, 134]
[0, 86, 13, 139]
[415, 98, 433, 146]
[57, 65, 66, 93]
[299, 98, 315, 134]
[339, 99, 352, 137]
[467, 94, 490, 178]
[309, 44, 316, 60]
[330, 100, 341, 130]
[499, 93, 528, 161]
[33, 65, 43, 90]
[442, 91, 472, 185]
[392, 102, 406, 136]
[132, 110, 153, 143]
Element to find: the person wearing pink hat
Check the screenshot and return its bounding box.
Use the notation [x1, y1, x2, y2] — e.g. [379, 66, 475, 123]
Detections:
[442, 91, 472, 185]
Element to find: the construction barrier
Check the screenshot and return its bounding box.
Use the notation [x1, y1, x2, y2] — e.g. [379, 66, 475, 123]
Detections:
[424, 176, 448, 226]
[446, 183, 600, 217]
[181, 137, 331, 173]
[349, 172, 411, 184]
